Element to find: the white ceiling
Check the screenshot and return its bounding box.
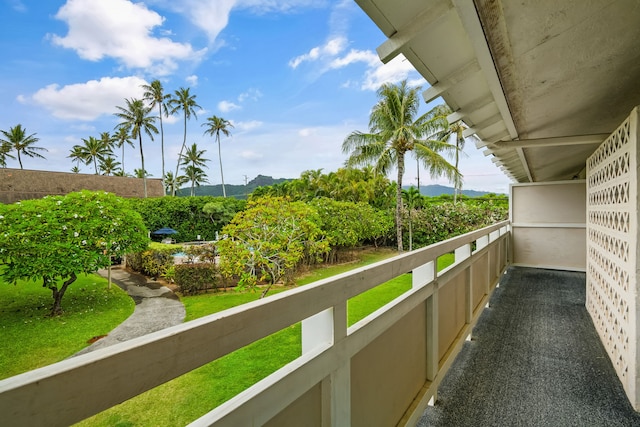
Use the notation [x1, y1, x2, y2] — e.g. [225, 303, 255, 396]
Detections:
[356, 0, 640, 183]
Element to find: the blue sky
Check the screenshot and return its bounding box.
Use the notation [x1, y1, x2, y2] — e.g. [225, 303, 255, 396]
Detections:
[0, 0, 510, 193]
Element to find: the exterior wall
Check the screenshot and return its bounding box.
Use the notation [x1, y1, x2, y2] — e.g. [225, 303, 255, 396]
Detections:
[586, 106, 639, 409]
[0, 168, 164, 203]
[510, 181, 586, 271]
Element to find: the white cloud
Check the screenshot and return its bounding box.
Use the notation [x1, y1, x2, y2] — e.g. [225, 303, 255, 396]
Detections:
[25, 76, 148, 121]
[51, 0, 205, 75]
[361, 54, 425, 91]
[238, 88, 263, 102]
[289, 36, 347, 69]
[218, 100, 241, 113]
[329, 49, 379, 69]
[186, 75, 199, 86]
[240, 150, 263, 160]
[233, 120, 263, 132]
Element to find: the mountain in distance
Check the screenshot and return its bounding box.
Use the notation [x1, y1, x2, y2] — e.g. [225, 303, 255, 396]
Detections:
[404, 184, 505, 197]
[177, 175, 290, 198]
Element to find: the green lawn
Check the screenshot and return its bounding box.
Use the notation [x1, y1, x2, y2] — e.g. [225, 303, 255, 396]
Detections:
[79, 249, 455, 426]
[0, 274, 134, 380]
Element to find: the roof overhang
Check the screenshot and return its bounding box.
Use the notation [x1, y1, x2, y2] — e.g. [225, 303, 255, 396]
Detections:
[356, 0, 640, 182]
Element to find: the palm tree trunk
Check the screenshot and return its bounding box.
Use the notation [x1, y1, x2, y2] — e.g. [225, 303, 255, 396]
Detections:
[174, 115, 187, 196]
[396, 154, 405, 252]
[159, 105, 165, 182]
[139, 135, 147, 198]
[454, 136, 461, 204]
[217, 136, 226, 197]
[18, 152, 23, 169]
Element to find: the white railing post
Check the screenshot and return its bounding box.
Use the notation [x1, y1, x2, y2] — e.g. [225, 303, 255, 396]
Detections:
[413, 261, 435, 289]
[302, 308, 334, 354]
[455, 244, 473, 324]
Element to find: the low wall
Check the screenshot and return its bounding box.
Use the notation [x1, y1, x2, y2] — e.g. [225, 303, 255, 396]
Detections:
[0, 169, 164, 203]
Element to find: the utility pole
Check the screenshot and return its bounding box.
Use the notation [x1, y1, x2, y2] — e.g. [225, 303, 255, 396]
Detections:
[243, 175, 249, 197]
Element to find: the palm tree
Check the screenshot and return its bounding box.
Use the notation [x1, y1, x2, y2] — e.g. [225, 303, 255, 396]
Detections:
[402, 186, 422, 251]
[141, 80, 170, 180]
[68, 144, 85, 171]
[0, 140, 15, 168]
[168, 87, 201, 195]
[183, 165, 208, 196]
[202, 115, 233, 197]
[113, 126, 134, 175]
[181, 143, 209, 196]
[342, 80, 459, 251]
[99, 156, 121, 176]
[163, 171, 188, 196]
[78, 136, 112, 174]
[0, 124, 47, 169]
[433, 105, 469, 203]
[114, 98, 158, 197]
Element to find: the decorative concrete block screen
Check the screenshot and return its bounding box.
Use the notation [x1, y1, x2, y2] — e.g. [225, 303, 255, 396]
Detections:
[586, 106, 638, 410]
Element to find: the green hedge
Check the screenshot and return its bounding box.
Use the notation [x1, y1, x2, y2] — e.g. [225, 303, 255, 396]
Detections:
[175, 263, 219, 295]
[126, 246, 178, 278]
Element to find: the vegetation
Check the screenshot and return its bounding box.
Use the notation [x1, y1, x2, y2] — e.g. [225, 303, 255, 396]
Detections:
[181, 143, 209, 196]
[342, 80, 459, 251]
[0, 273, 134, 380]
[0, 124, 46, 169]
[114, 98, 159, 198]
[218, 196, 329, 297]
[202, 115, 234, 198]
[168, 87, 202, 194]
[0, 191, 149, 315]
[141, 79, 171, 180]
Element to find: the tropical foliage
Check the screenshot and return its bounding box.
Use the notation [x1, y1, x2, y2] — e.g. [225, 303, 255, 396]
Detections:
[202, 115, 233, 197]
[0, 124, 47, 169]
[342, 79, 459, 251]
[0, 191, 148, 315]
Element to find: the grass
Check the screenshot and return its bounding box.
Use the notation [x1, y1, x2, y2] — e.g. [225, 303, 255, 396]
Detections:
[78, 249, 455, 426]
[0, 274, 134, 380]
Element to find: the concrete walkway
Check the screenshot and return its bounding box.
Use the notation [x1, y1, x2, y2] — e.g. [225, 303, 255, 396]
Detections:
[74, 266, 185, 356]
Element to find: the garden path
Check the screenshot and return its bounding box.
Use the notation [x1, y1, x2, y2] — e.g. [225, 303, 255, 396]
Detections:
[74, 265, 185, 356]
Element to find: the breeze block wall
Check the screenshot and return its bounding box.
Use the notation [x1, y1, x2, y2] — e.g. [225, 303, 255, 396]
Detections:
[586, 106, 639, 410]
[0, 168, 164, 203]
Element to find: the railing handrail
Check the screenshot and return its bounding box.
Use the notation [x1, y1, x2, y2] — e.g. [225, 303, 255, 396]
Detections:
[0, 220, 510, 427]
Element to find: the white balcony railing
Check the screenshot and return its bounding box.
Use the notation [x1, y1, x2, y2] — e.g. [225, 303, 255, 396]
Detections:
[0, 220, 510, 427]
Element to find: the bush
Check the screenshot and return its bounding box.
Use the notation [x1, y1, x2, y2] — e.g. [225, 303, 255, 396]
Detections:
[126, 246, 178, 278]
[175, 263, 219, 295]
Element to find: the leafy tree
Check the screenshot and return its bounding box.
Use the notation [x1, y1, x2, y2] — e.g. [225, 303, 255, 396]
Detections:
[218, 196, 328, 297]
[342, 80, 459, 251]
[181, 143, 209, 196]
[142, 80, 170, 180]
[114, 98, 158, 197]
[68, 144, 85, 171]
[202, 115, 233, 197]
[168, 87, 201, 195]
[0, 124, 47, 169]
[0, 191, 149, 315]
[113, 126, 134, 174]
[309, 197, 393, 262]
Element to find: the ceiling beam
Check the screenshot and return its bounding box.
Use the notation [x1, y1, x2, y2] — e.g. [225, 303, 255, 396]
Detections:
[451, 0, 518, 141]
[376, 1, 453, 64]
[491, 133, 609, 149]
[422, 60, 481, 103]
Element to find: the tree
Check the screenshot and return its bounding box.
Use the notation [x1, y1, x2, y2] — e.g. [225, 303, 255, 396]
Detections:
[0, 191, 149, 315]
[402, 186, 423, 251]
[0, 124, 47, 169]
[163, 171, 188, 195]
[0, 139, 15, 168]
[342, 80, 459, 251]
[183, 165, 208, 196]
[218, 196, 328, 298]
[202, 115, 234, 197]
[168, 87, 201, 195]
[77, 136, 112, 174]
[142, 80, 170, 180]
[434, 105, 470, 204]
[181, 143, 209, 196]
[113, 126, 134, 175]
[114, 98, 158, 198]
[99, 156, 121, 176]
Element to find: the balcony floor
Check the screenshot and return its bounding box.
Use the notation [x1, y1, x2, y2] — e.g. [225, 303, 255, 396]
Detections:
[417, 267, 640, 426]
